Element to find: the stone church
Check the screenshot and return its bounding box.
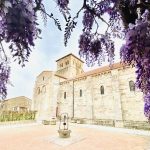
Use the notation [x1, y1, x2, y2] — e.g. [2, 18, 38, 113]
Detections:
[32, 53, 149, 129]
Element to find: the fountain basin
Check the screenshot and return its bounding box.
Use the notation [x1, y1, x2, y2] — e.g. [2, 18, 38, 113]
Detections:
[58, 129, 71, 138]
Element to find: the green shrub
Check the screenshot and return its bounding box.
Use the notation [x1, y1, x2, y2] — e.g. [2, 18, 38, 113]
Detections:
[0, 111, 37, 122]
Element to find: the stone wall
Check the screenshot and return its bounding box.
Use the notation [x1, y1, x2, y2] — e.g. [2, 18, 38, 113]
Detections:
[0, 96, 31, 112]
[58, 81, 73, 117]
[32, 71, 53, 120]
[73, 76, 93, 119]
[92, 71, 115, 120]
[32, 71, 66, 121]
[56, 54, 84, 78]
[32, 54, 148, 129]
[118, 67, 146, 122]
[58, 66, 147, 128]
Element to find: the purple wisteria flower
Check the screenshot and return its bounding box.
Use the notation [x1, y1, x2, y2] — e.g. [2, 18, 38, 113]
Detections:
[0, 0, 40, 99]
[120, 10, 150, 120]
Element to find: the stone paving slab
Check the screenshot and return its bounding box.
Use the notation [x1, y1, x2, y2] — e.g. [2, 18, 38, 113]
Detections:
[76, 124, 150, 136]
[42, 134, 86, 146]
[0, 122, 150, 136]
[0, 123, 150, 150]
[0, 122, 40, 129]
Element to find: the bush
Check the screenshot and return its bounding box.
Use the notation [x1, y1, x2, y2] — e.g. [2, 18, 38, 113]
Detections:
[0, 111, 37, 122]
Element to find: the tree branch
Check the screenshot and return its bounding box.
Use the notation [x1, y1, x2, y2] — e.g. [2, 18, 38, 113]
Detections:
[86, 5, 109, 27]
[34, 0, 42, 12]
[73, 6, 84, 19]
[39, 8, 62, 30]
[0, 40, 7, 61]
[82, 0, 109, 27]
[94, 18, 99, 34]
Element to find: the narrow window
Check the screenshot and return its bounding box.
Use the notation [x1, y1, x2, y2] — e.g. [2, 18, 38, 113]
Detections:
[129, 80, 135, 91]
[43, 77, 44, 81]
[60, 63, 63, 67]
[100, 86, 104, 95]
[37, 87, 40, 94]
[80, 89, 82, 97]
[42, 86, 46, 93]
[64, 92, 66, 99]
[65, 61, 69, 65]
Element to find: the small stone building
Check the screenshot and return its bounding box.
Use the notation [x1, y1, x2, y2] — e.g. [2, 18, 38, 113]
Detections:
[0, 96, 31, 112]
[32, 53, 149, 129]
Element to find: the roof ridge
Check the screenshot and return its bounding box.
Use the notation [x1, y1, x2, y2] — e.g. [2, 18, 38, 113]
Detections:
[56, 53, 84, 63]
[61, 62, 127, 82]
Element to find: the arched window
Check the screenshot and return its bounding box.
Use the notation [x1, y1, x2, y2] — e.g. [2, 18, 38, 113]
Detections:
[60, 63, 63, 67]
[80, 89, 82, 97]
[65, 60, 69, 65]
[64, 92, 66, 99]
[37, 87, 40, 95]
[42, 86, 46, 93]
[129, 80, 135, 91]
[100, 86, 104, 95]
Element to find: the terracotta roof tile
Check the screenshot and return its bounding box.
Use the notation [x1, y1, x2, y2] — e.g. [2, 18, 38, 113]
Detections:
[56, 53, 84, 63]
[75, 62, 125, 78]
[54, 74, 68, 79]
[37, 71, 52, 78]
[61, 62, 127, 83]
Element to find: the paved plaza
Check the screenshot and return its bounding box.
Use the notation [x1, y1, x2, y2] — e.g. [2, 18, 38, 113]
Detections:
[0, 123, 150, 150]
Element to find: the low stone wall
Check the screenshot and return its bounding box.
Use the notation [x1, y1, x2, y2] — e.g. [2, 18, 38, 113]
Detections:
[42, 119, 56, 125]
[94, 119, 115, 127]
[0, 120, 36, 125]
[71, 118, 150, 130]
[71, 118, 115, 126]
[123, 121, 150, 130]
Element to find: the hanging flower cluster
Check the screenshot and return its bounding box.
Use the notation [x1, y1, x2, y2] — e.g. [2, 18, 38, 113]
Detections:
[79, 32, 115, 66]
[56, 0, 69, 10]
[0, 0, 40, 66]
[0, 0, 40, 99]
[120, 10, 150, 120]
[56, 0, 150, 121]
[0, 0, 150, 121]
[0, 61, 10, 100]
[0, 0, 63, 100]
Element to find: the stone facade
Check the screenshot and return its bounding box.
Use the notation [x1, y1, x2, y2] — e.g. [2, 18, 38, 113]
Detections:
[0, 96, 31, 112]
[32, 53, 149, 129]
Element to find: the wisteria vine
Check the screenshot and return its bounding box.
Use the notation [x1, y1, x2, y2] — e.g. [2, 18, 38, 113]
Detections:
[0, 0, 150, 121]
[0, 0, 61, 100]
[120, 10, 150, 120]
[0, 61, 10, 100]
[56, 0, 150, 121]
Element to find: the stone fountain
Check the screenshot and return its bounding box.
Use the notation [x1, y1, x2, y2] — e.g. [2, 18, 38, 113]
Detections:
[58, 113, 71, 138]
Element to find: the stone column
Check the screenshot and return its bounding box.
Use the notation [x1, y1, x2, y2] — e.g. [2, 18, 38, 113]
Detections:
[87, 76, 94, 121]
[111, 70, 124, 127]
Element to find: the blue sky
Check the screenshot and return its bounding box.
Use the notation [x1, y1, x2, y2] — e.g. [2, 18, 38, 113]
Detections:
[6, 0, 124, 99]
